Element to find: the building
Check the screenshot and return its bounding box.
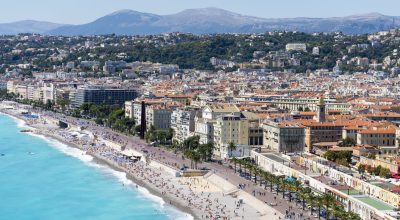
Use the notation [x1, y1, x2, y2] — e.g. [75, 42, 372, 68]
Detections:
[251, 150, 398, 220]
[213, 114, 249, 159]
[15, 85, 28, 99]
[6, 80, 16, 94]
[103, 61, 127, 73]
[357, 126, 397, 150]
[146, 105, 172, 130]
[171, 107, 200, 143]
[363, 112, 400, 125]
[195, 103, 241, 144]
[125, 99, 174, 126]
[360, 156, 400, 174]
[300, 120, 344, 152]
[71, 86, 137, 108]
[244, 111, 264, 147]
[316, 98, 326, 122]
[159, 64, 179, 74]
[312, 47, 320, 55]
[263, 120, 305, 153]
[286, 43, 307, 52]
[266, 97, 350, 112]
[42, 83, 55, 104]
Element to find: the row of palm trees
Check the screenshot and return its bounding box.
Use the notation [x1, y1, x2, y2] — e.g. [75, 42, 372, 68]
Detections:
[230, 157, 361, 220]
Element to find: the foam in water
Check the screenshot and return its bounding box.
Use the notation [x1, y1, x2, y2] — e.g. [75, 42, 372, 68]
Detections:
[14, 114, 193, 220]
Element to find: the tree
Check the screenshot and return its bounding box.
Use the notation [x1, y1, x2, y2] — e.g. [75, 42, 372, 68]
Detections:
[45, 99, 54, 110]
[374, 165, 382, 176]
[57, 98, 70, 111]
[339, 137, 356, 147]
[232, 157, 238, 173]
[379, 167, 391, 178]
[198, 142, 214, 161]
[316, 196, 324, 219]
[228, 142, 237, 158]
[357, 164, 366, 174]
[322, 194, 335, 220]
[367, 153, 376, 159]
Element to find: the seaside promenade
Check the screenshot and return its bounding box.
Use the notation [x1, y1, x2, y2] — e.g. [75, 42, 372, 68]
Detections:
[0, 101, 313, 220]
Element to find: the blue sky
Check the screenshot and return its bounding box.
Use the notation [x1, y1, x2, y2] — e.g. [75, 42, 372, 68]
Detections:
[2, 0, 400, 24]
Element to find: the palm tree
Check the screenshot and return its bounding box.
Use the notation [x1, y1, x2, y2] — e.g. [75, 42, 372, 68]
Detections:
[261, 171, 268, 188]
[192, 151, 201, 170]
[228, 142, 237, 158]
[307, 193, 316, 216]
[347, 212, 361, 220]
[246, 162, 252, 180]
[316, 196, 324, 219]
[331, 203, 345, 220]
[269, 174, 276, 192]
[300, 187, 312, 210]
[184, 150, 194, 169]
[232, 157, 238, 173]
[238, 159, 243, 173]
[279, 178, 287, 199]
[322, 194, 335, 220]
[252, 166, 260, 183]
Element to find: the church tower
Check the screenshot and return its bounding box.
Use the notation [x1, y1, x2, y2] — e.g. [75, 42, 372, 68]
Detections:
[316, 97, 326, 122]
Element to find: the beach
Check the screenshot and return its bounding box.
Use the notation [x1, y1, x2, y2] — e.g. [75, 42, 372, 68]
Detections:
[0, 101, 279, 220]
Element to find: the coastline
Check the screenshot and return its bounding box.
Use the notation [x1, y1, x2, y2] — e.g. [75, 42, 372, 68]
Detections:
[1, 110, 198, 220]
[46, 132, 198, 220]
[0, 102, 276, 220]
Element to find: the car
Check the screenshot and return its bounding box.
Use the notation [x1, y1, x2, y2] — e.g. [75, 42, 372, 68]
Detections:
[269, 202, 278, 206]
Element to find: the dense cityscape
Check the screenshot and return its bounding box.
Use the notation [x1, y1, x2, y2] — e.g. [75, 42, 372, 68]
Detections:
[3, 3, 400, 220]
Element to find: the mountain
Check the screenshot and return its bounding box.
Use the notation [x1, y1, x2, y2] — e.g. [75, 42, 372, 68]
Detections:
[240, 13, 400, 34]
[3, 8, 400, 35]
[48, 8, 400, 35]
[48, 10, 162, 36]
[0, 20, 64, 35]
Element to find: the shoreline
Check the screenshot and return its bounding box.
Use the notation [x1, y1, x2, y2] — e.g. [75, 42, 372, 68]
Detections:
[0, 102, 276, 220]
[3, 111, 198, 220]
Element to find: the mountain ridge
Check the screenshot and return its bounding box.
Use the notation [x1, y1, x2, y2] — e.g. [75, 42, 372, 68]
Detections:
[1, 8, 399, 35]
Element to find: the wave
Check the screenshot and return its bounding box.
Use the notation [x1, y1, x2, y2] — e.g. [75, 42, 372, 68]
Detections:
[24, 128, 192, 220]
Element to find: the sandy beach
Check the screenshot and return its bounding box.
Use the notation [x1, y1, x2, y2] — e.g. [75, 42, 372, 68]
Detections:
[0, 101, 280, 220]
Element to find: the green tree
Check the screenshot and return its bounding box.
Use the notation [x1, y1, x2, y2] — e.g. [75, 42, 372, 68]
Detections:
[228, 142, 237, 158]
[339, 137, 356, 147]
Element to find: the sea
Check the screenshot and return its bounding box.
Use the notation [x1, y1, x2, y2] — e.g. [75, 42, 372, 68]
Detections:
[0, 113, 191, 220]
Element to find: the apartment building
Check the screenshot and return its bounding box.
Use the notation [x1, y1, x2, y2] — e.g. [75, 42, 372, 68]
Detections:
[71, 86, 137, 108]
[357, 127, 397, 155]
[171, 107, 200, 143]
[263, 120, 305, 153]
[195, 103, 241, 145]
[213, 114, 249, 158]
[266, 97, 350, 112]
[145, 105, 173, 130]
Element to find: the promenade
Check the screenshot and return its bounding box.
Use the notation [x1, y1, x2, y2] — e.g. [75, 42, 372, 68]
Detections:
[1, 101, 322, 219]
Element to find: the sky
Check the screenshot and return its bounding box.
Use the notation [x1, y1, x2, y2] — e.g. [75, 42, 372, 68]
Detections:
[1, 0, 400, 24]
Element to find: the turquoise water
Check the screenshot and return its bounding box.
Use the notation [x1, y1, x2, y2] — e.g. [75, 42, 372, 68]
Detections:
[0, 114, 190, 220]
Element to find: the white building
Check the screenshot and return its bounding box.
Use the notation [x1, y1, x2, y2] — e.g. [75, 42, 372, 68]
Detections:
[195, 103, 241, 144]
[171, 107, 199, 143]
[286, 43, 307, 52]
